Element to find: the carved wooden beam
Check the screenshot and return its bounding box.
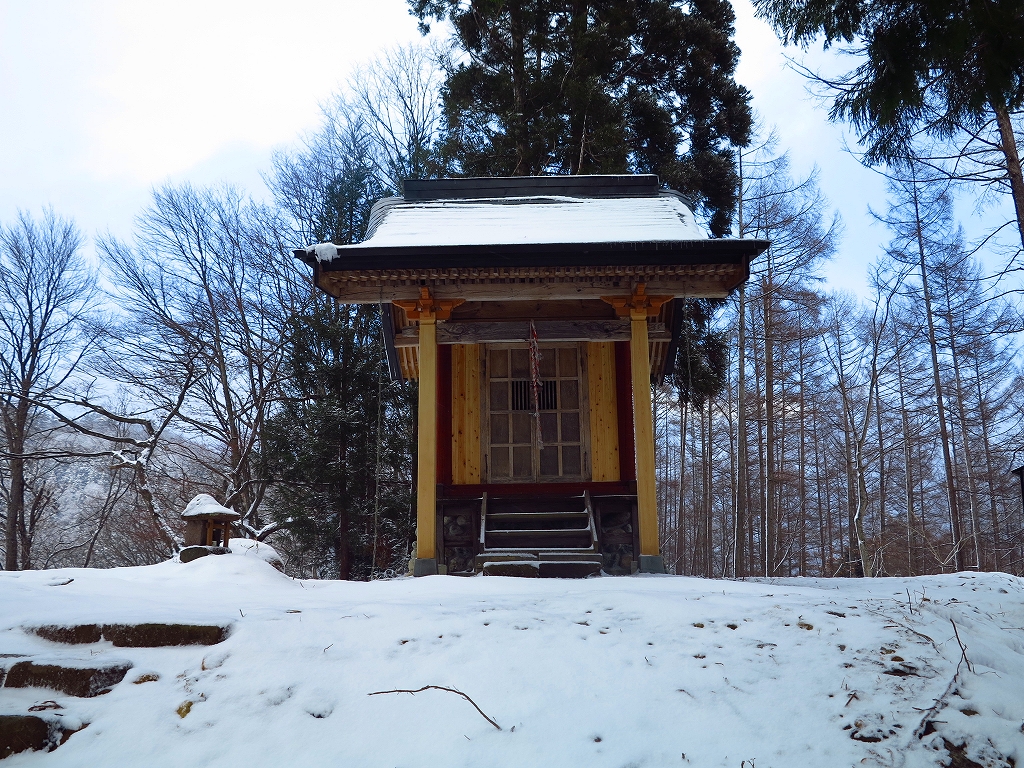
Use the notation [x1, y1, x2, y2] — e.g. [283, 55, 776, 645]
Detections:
[393, 287, 465, 321]
[318, 274, 740, 303]
[600, 283, 673, 318]
[393, 320, 670, 346]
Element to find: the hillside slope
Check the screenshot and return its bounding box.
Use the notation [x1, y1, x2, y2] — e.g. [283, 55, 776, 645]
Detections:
[1, 552, 1022, 767]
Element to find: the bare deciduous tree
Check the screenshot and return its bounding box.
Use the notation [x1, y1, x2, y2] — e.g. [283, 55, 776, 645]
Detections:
[347, 43, 445, 187]
[97, 185, 300, 538]
[0, 209, 95, 570]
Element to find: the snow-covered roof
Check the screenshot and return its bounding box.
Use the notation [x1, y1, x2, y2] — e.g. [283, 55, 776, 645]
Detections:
[311, 192, 705, 261]
[294, 175, 769, 308]
[181, 494, 241, 521]
[300, 175, 726, 267]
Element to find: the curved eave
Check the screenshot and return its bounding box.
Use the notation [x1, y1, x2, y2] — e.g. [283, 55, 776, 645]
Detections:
[294, 238, 769, 272]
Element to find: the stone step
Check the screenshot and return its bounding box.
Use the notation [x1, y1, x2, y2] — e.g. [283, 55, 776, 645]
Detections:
[476, 551, 602, 563]
[481, 560, 602, 578]
[487, 527, 591, 536]
[486, 497, 586, 515]
[3, 659, 132, 698]
[486, 512, 591, 530]
[31, 623, 230, 647]
[485, 532, 594, 550]
[0, 713, 85, 759]
[474, 552, 538, 562]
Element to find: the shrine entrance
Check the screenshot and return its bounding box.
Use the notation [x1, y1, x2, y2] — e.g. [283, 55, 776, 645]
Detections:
[485, 344, 587, 483]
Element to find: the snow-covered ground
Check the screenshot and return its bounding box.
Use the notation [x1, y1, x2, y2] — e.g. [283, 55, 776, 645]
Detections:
[1, 549, 1022, 767]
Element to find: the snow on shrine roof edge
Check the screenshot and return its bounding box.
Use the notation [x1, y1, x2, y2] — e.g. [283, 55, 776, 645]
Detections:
[294, 175, 769, 271]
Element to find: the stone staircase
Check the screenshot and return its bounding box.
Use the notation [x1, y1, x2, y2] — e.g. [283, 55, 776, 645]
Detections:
[477, 493, 602, 578]
[0, 622, 229, 759]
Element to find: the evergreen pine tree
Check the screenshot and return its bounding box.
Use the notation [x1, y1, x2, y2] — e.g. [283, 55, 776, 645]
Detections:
[672, 298, 729, 408]
[754, 0, 1024, 251]
[411, 0, 753, 236]
[262, 302, 415, 579]
[262, 142, 416, 579]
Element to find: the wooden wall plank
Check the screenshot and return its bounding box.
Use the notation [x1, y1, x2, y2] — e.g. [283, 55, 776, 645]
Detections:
[587, 342, 620, 482]
[451, 344, 482, 484]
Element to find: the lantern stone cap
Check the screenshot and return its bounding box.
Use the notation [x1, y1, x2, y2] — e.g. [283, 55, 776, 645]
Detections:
[181, 494, 242, 521]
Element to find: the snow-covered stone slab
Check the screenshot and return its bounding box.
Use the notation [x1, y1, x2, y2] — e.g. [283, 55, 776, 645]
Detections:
[4, 658, 132, 698]
[29, 623, 231, 647]
[0, 713, 84, 758]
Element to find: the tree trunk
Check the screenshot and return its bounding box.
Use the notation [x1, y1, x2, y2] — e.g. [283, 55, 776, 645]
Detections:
[753, 318, 766, 578]
[875, 386, 886, 537]
[508, 0, 529, 174]
[974, 356, 1001, 570]
[853, 462, 872, 576]
[7, 456, 25, 571]
[944, 301, 982, 570]
[811, 416, 827, 575]
[735, 150, 747, 579]
[797, 330, 808, 576]
[778, 369, 789, 574]
[763, 284, 776, 575]
[676, 401, 689, 575]
[2, 400, 29, 571]
[911, 175, 965, 571]
[833, 326, 861, 576]
[736, 286, 747, 578]
[334, 508, 351, 580]
[991, 100, 1024, 253]
[704, 399, 713, 576]
[723, 392, 737, 577]
[894, 333, 916, 575]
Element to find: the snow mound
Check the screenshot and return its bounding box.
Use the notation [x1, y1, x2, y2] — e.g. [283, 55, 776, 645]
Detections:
[228, 539, 284, 571]
[0, 566, 1021, 767]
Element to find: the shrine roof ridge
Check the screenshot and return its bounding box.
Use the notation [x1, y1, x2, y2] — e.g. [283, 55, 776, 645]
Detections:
[402, 174, 663, 201]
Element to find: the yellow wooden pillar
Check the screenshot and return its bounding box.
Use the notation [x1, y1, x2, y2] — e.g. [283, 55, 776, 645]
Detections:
[602, 284, 669, 574]
[630, 308, 663, 572]
[416, 316, 438, 568]
[393, 288, 464, 576]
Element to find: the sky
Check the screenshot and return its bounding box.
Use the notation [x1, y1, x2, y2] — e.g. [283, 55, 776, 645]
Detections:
[0, 0, 1001, 298]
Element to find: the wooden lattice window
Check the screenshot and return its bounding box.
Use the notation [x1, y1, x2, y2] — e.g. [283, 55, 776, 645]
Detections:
[486, 345, 587, 482]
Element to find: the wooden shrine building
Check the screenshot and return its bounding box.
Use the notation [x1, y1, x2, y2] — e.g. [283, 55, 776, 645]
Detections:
[296, 175, 767, 577]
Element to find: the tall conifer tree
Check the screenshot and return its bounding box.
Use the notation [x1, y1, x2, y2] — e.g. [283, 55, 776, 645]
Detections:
[410, 0, 753, 236]
[262, 132, 416, 579]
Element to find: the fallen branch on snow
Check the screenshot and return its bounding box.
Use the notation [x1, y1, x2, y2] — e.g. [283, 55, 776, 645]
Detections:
[950, 620, 974, 676]
[913, 674, 958, 739]
[911, 619, 983, 740]
[368, 685, 501, 730]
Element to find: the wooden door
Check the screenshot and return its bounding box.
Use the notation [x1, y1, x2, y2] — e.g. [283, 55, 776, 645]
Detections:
[485, 344, 588, 482]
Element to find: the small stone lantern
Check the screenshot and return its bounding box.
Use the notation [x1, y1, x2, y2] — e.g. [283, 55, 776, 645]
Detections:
[181, 494, 241, 552]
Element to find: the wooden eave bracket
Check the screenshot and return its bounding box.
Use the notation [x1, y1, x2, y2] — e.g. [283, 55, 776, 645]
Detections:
[393, 287, 465, 322]
[601, 283, 672, 319]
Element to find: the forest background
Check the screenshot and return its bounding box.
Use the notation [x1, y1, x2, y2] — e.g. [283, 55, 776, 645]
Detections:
[1, 0, 1023, 579]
